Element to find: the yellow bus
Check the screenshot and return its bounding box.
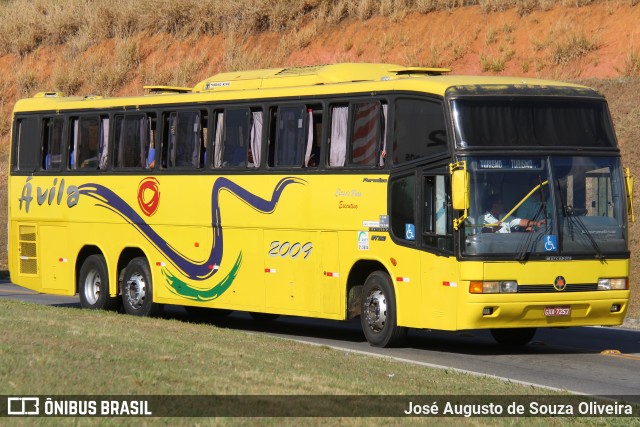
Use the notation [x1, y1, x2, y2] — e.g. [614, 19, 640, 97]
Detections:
[8, 63, 634, 347]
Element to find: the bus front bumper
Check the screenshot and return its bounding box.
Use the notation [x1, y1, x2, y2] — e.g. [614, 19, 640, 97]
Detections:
[457, 291, 630, 330]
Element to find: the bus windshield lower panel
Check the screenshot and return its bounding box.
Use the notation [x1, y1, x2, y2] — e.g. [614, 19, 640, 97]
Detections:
[462, 156, 628, 258]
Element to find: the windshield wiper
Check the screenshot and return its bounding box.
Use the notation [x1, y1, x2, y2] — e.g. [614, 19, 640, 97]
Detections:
[516, 203, 547, 261]
[555, 181, 604, 259]
[516, 176, 549, 261]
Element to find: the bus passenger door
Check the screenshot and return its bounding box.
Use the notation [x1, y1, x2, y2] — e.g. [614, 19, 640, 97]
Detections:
[420, 173, 458, 330]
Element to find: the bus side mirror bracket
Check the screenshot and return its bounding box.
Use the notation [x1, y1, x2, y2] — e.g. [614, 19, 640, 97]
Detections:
[625, 167, 635, 222]
[450, 161, 469, 230]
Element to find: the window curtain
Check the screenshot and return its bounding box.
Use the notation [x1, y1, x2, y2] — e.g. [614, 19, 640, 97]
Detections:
[379, 104, 387, 166]
[329, 106, 347, 166]
[99, 118, 109, 169]
[146, 119, 155, 169]
[138, 117, 148, 168]
[213, 112, 224, 168]
[351, 103, 380, 166]
[168, 113, 177, 167]
[71, 119, 79, 169]
[304, 109, 313, 166]
[191, 114, 201, 168]
[250, 111, 262, 168]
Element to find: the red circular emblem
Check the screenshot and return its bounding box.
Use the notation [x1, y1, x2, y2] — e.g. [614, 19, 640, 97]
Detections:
[138, 177, 160, 216]
[553, 276, 567, 291]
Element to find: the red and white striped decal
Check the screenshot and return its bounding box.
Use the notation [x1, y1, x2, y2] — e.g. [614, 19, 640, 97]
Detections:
[265, 268, 277, 273]
[324, 271, 340, 278]
[442, 281, 458, 287]
[396, 277, 411, 283]
[156, 262, 166, 267]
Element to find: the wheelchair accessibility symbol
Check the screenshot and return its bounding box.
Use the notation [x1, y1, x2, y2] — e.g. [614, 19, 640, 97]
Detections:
[405, 224, 416, 241]
[544, 235, 558, 252]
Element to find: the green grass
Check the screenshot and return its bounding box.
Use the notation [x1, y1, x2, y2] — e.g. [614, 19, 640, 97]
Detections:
[1, 299, 638, 426]
[0, 299, 539, 396]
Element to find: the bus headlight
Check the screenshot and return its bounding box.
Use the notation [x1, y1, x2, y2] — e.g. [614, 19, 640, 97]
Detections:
[501, 281, 518, 293]
[597, 278, 628, 290]
[470, 281, 518, 294]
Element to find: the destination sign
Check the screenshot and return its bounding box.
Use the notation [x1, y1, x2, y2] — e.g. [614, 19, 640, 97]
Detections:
[474, 158, 542, 170]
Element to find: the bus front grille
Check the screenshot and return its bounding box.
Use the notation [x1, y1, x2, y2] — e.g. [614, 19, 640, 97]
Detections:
[518, 284, 598, 293]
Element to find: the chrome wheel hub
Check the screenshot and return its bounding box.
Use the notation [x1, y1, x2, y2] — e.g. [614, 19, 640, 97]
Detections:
[364, 289, 387, 332]
[83, 269, 101, 305]
[125, 272, 146, 309]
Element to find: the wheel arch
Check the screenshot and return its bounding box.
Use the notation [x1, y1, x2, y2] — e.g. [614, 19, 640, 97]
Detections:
[75, 245, 104, 295]
[117, 247, 148, 289]
[345, 259, 389, 320]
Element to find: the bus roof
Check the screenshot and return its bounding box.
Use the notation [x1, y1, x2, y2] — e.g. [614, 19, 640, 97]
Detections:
[12, 63, 597, 113]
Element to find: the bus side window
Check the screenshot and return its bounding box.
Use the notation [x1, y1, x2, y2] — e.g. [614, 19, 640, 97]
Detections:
[13, 117, 40, 172]
[423, 174, 452, 252]
[272, 105, 306, 167]
[71, 116, 105, 170]
[393, 98, 447, 165]
[219, 108, 251, 168]
[163, 111, 205, 169]
[389, 172, 416, 243]
[42, 117, 64, 171]
[114, 114, 150, 168]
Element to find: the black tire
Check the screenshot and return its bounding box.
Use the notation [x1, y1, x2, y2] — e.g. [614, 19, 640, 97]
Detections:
[250, 312, 280, 322]
[490, 328, 537, 346]
[78, 254, 119, 310]
[360, 271, 407, 347]
[121, 257, 162, 316]
[185, 306, 232, 320]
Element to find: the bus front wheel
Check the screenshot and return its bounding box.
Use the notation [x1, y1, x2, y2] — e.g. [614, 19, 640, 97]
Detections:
[490, 328, 537, 346]
[78, 254, 119, 310]
[121, 257, 161, 317]
[360, 271, 407, 348]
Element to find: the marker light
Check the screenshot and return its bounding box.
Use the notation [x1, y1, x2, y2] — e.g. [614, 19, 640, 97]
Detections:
[597, 278, 628, 290]
[470, 281, 518, 294]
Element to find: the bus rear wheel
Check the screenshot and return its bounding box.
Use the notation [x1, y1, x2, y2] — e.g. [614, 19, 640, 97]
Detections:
[360, 271, 407, 348]
[490, 328, 537, 346]
[78, 254, 119, 310]
[121, 257, 161, 317]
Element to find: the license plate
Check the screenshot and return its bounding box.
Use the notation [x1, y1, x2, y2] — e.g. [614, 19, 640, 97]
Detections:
[544, 306, 571, 317]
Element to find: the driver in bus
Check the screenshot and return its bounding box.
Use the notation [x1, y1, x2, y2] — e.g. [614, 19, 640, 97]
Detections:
[479, 194, 544, 233]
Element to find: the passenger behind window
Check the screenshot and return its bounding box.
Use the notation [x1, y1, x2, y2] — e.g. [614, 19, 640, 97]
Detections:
[80, 127, 99, 168]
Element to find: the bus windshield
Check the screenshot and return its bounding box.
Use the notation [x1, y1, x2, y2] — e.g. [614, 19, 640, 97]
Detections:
[451, 98, 617, 148]
[462, 156, 628, 258]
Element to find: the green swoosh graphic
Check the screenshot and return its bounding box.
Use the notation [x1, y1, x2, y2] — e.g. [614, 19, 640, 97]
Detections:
[163, 252, 243, 301]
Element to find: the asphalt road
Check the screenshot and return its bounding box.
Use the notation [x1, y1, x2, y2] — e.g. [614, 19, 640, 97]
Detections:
[1, 280, 639, 402]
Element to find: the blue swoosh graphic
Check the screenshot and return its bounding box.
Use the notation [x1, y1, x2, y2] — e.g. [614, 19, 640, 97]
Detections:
[78, 176, 304, 281]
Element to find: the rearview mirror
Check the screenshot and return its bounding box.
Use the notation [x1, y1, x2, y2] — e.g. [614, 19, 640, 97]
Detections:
[451, 165, 469, 211]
